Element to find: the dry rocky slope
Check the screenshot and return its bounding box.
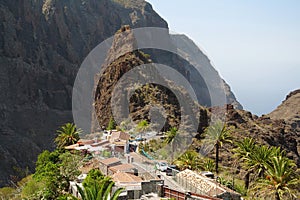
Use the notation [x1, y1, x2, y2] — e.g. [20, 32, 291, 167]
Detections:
[0, 0, 241, 186]
[214, 91, 300, 169]
[268, 89, 300, 131]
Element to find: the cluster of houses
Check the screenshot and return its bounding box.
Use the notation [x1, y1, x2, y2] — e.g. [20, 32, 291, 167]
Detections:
[65, 130, 241, 200]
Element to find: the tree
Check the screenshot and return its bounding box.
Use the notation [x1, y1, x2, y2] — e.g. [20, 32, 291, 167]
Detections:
[245, 145, 278, 179]
[59, 152, 82, 190]
[164, 127, 179, 161]
[82, 169, 106, 187]
[250, 156, 299, 200]
[136, 120, 149, 139]
[234, 137, 256, 189]
[107, 117, 116, 130]
[204, 121, 232, 174]
[77, 179, 123, 200]
[174, 150, 200, 170]
[55, 123, 81, 150]
[23, 150, 82, 200]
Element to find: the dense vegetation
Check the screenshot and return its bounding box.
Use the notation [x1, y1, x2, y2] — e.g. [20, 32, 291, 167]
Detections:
[0, 122, 299, 200]
[141, 121, 300, 200]
[0, 123, 122, 200]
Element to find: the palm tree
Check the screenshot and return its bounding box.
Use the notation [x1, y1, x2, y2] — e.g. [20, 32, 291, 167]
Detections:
[174, 150, 200, 170]
[204, 121, 232, 174]
[233, 137, 256, 189]
[234, 137, 256, 160]
[234, 139, 284, 190]
[77, 179, 123, 200]
[246, 145, 281, 179]
[55, 123, 81, 149]
[164, 127, 179, 161]
[250, 156, 299, 200]
[165, 127, 178, 145]
[136, 120, 149, 139]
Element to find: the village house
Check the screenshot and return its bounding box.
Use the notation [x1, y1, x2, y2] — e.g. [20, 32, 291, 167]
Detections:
[108, 163, 138, 176]
[99, 157, 122, 175]
[175, 169, 241, 200]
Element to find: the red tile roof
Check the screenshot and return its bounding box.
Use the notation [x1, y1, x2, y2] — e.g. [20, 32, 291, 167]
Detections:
[99, 157, 121, 165]
[109, 163, 136, 173]
[110, 131, 130, 142]
[112, 172, 142, 183]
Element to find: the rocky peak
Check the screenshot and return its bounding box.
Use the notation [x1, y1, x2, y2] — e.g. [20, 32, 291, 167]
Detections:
[103, 25, 138, 68]
[285, 89, 300, 101]
[268, 89, 300, 134]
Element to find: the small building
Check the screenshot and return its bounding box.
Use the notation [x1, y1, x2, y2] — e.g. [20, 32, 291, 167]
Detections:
[176, 169, 241, 200]
[108, 163, 137, 176]
[99, 157, 122, 175]
[112, 172, 143, 190]
[110, 131, 130, 142]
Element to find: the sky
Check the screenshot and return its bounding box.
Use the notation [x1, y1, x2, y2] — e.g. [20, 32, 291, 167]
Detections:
[146, 0, 300, 115]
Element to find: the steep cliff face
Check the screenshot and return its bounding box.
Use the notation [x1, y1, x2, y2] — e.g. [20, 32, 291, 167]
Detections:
[0, 0, 167, 186]
[93, 26, 208, 133]
[170, 34, 242, 109]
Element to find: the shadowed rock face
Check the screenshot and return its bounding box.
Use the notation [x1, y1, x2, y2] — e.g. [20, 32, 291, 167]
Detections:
[0, 0, 167, 186]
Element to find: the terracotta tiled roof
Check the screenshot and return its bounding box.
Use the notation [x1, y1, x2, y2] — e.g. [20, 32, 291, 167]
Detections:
[112, 172, 142, 183]
[77, 139, 95, 145]
[110, 131, 130, 142]
[99, 157, 121, 165]
[109, 163, 136, 173]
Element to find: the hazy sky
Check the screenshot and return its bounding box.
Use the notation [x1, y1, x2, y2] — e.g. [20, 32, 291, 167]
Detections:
[146, 0, 300, 115]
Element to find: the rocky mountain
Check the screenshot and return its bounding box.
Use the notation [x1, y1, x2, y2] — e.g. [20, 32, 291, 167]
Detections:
[93, 26, 209, 133]
[93, 25, 300, 170]
[92, 28, 242, 130]
[268, 89, 300, 132]
[170, 34, 242, 110]
[0, 0, 242, 186]
[0, 0, 167, 186]
[208, 100, 300, 172]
